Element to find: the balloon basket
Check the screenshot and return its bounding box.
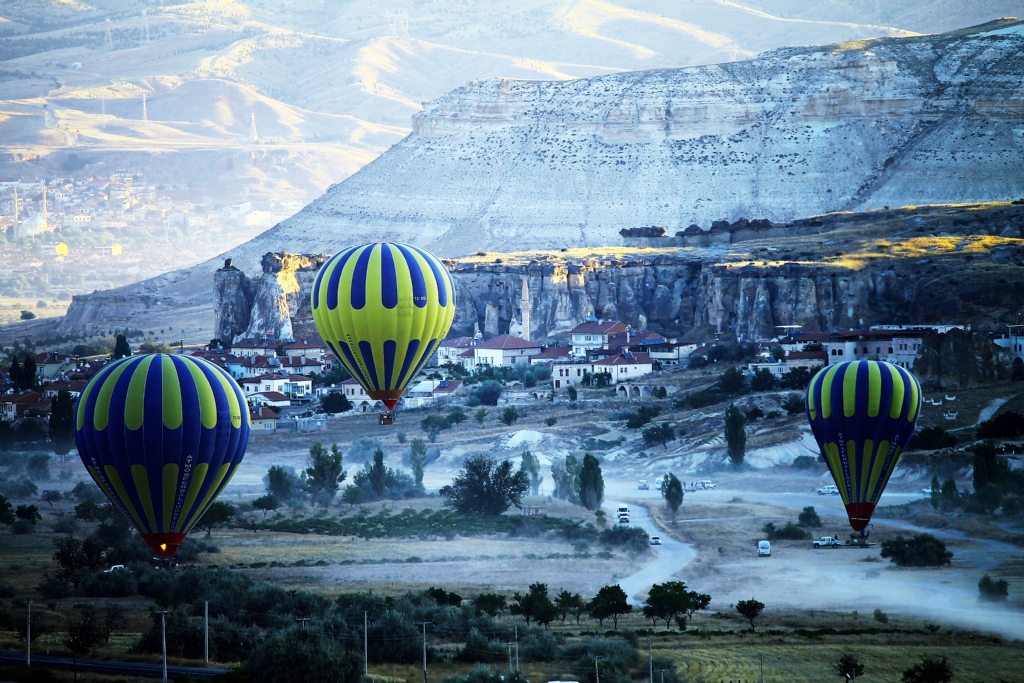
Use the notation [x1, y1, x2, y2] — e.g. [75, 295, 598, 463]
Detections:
[378, 410, 395, 426]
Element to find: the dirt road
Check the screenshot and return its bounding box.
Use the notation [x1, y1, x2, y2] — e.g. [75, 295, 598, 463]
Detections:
[606, 498, 697, 604]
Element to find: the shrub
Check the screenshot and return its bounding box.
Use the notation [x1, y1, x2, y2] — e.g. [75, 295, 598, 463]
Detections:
[781, 395, 805, 415]
[745, 406, 764, 421]
[978, 574, 1009, 601]
[762, 521, 809, 540]
[797, 506, 821, 527]
[599, 526, 649, 554]
[977, 411, 1024, 439]
[901, 655, 953, 683]
[873, 608, 888, 624]
[912, 426, 956, 451]
[791, 455, 819, 470]
[321, 392, 352, 414]
[880, 534, 953, 567]
[470, 381, 503, 407]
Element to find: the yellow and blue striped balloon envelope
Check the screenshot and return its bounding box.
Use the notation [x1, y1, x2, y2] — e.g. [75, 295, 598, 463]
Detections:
[311, 243, 457, 411]
[806, 360, 922, 531]
[74, 354, 250, 556]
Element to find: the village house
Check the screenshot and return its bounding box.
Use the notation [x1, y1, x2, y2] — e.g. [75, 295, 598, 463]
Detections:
[33, 351, 72, 379]
[338, 378, 383, 413]
[249, 391, 291, 408]
[248, 405, 278, 433]
[569, 320, 627, 356]
[437, 337, 478, 366]
[590, 349, 655, 383]
[240, 373, 313, 400]
[824, 328, 947, 369]
[747, 350, 828, 378]
[473, 335, 543, 367]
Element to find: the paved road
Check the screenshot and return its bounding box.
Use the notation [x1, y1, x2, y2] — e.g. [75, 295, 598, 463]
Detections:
[0, 650, 228, 678]
[605, 499, 697, 605]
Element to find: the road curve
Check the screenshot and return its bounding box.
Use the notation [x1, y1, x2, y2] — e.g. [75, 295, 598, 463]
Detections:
[606, 499, 698, 605]
[0, 649, 227, 679]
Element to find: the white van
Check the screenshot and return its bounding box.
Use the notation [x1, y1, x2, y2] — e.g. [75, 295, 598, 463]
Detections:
[617, 505, 629, 516]
[758, 540, 771, 557]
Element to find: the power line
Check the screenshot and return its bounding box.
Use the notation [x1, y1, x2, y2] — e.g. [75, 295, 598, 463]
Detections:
[414, 622, 431, 683]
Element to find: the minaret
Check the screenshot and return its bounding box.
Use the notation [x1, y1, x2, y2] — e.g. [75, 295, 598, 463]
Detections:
[142, 93, 148, 121]
[519, 277, 531, 341]
[250, 113, 259, 142]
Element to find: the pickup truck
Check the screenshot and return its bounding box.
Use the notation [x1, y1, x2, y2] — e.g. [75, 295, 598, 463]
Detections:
[813, 536, 843, 548]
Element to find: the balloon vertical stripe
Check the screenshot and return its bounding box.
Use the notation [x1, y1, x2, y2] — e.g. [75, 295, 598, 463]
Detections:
[806, 360, 922, 531]
[75, 354, 250, 556]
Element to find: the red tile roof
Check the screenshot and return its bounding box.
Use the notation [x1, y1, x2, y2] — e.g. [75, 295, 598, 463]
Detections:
[255, 391, 290, 402]
[432, 380, 463, 394]
[440, 337, 477, 348]
[593, 351, 654, 366]
[283, 340, 325, 350]
[475, 334, 543, 350]
[533, 347, 572, 360]
[787, 351, 828, 361]
[249, 406, 278, 420]
[570, 321, 626, 336]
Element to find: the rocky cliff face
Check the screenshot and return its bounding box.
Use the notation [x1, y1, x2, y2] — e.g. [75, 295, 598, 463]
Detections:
[914, 329, 1013, 389]
[209, 19, 1024, 265]
[209, 203, 1024, 347]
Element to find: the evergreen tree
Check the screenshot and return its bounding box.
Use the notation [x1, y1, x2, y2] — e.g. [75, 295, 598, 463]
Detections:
[50, 389, 76, 459]
[663, 473, 683, 520]
[551, 455, 581, 504]
[112, 334, 131, 359]
[408, 438, 428, 487]
[578, 454, 604, 511]
[521, 449, 542, 495]
[725, 403, 746, 467]
[302, 442, 346, 507]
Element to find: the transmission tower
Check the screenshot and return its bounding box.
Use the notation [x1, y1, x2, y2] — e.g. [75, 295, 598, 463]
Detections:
[384, 8, 409, 38]
[106, 18, 114, 50]
[250, 112, 259, 142]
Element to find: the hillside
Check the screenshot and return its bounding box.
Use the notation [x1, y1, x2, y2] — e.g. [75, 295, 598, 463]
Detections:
[232, 19, 1024, 260]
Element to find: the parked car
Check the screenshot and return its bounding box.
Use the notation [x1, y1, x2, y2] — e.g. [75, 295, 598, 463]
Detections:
[922, 487, 934, 495]
[758, 540, 771, 557]
[817, 485, 839, 495]
[637, 480, 649, 490]
[654, 477, 665, 490]
[695, 480, 716, 490]
[104, 565, 127, 573]
[814, 536, 843, 548]
[650, 536, 662, 545]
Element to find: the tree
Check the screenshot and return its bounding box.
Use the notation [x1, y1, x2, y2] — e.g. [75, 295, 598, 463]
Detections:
[470, 381, 503, 406]
[552, 455, 581, 504]
[367, 449, 388, 499]
[499, 406, 519, 426]
[735, 598, 764, 631]
[977, 411, 1024, 439]
[0, 494, 14, 525]
[266, 465, 303, 504]
[663, 474, 683, 519]
[521, 450, 542, 495]
[745, 406, 764, 422]
[725, 403, 746, 467]
[100, 602, 129, 643]
[64, 606, 103, 682]
[447, 409, 468, 428]
[643, 581, 690, 629]
[342, 485, 364, 507]
[421, 414, 451, 442]
[681, 591, 711, 629]
[50, 389, 76, 458]
[16, 504, 41, 523]
[511, 583, 559, 628]
[303, 442, 346, 507]
[474, 408, 488, 424]
[545, 417, 557, 427]
[112, 334, 131, 360]
[472, 593, 507, 617]
[798, 506, 821, 527]
[832, 653, 865, 680]
[321, 392, 352, 414]
[554, 590, 584, 623]
[578, 454, 604, 511]
[930, 476, 942, 510]
[750, 368, 777, 392]
[567, 385, 578, 402]
[439, 455, 530, 515]
[901, 656, 953, 683]
[41, 489, 62, 507]
[252, 494, 281, 517]
[781, 394, 805, 415]
[769, 345, 786, 361]
[978, 574, 1009, 601]
[643, 423, 675, 449]
[52, 535, 105, 587]
[409, 438, 429, 487]
[20, 310, 35, 320]
[914, 426, 956, 451]
[193, 501, 236, 535]
[719, 367, 746, 394]
[880, 534, 953, 567]
[245, 625, 363, 683]
[588, 585, 631, 629]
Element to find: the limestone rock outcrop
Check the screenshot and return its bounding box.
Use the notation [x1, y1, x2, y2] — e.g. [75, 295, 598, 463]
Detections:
[913, 330, 1013, 390]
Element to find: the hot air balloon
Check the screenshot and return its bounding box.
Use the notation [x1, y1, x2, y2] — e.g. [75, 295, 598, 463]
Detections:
[75, 354, 250, 556]
[311, 243, 456, 423]
[805, 360, 922, 531]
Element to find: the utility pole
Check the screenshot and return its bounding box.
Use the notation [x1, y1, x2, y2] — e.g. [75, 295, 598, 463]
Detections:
[507, 642, 512, 670]
[161, 610, 169, 683]
[26, 601, 31, 667]
[595, 656, 600, 683]
[648, 636, 653, 683]
[415, 622, 431, 683]
[296, 616, 310, 628]
[364, 611, 368, 676]
[514, 625, 518, 670]
[204, 601, 209, 663]
[760, 653, 764, 683]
